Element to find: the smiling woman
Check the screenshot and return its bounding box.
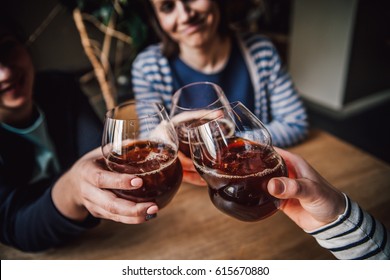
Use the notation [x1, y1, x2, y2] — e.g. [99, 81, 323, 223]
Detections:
[145, 0, 230, 58]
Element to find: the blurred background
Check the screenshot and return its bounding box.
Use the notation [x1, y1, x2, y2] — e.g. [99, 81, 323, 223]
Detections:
[3, 0, 390, 163]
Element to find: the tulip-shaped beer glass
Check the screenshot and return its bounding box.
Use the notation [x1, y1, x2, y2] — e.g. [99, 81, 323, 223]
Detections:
[188, 102, 288, 221]
[102, 101, 182, 209]
[170, 82, 230, 158]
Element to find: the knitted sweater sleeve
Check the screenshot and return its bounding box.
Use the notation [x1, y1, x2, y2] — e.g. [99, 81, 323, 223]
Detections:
[308, 194, 390, 259]
[131, 45, 173, 108]
[240, 34, 309, 147]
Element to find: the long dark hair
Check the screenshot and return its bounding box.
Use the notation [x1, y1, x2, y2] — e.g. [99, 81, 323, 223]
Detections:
[141, 0, 232, 58]
[0, 15, 27, 44]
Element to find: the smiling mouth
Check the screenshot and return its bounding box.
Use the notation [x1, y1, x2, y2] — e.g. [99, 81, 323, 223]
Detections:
[180, 16, 207, 35]
[0, 79, 16, 95]
[0, 69, 22, 95]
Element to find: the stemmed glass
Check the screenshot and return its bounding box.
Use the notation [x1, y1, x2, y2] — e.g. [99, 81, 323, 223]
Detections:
[101, 100, 182, 209]
[187, 102, 288, 222]
[170, 81, 230, 158]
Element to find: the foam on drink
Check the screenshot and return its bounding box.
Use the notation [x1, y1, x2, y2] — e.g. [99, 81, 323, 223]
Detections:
[106, 140, 183, 209]
[192, 137, 287, 222]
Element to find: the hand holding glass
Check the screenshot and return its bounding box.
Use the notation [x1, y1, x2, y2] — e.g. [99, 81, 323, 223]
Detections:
[188, 102, 288, 221]
[102, 101, 182, 209]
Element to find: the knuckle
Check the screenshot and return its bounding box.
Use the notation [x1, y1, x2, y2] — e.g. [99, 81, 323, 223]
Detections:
[111, 215, 121, 223]
[117, 174, 131, 189]
[95, 171, 105, 188]
[137, 207, 146, 217]
[123, 216, 145, 225]
[79, 187, 89, 201]
[133, 204, 148, 217]
[289, 179, 303, 195]
[104, 199, 119, 215]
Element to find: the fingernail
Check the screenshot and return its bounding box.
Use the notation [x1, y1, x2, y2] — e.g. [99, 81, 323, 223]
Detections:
[272, 178, 285, 195]
[131, 178, 143, 188]
[145, 213, 157, 221]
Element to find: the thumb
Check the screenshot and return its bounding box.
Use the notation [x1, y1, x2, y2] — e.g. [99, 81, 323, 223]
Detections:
[268, 177, 317, 202]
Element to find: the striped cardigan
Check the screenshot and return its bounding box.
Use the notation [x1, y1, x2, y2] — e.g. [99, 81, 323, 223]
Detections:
[309, 194, 390, 260]
[131, 33, 308, 147]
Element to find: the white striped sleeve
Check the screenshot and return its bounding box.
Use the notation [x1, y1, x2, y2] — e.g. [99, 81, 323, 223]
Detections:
[245, 35, 308, 147]
[308, 194, 390, 259]
[132, 47, 165, 104]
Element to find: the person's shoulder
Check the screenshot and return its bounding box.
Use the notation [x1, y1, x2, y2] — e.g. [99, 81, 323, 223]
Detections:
[133, 43, 165, 64]
[237, 32, 276, 51]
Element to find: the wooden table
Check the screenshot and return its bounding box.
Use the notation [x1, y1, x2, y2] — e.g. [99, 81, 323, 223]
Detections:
[1, 130, 390, 260]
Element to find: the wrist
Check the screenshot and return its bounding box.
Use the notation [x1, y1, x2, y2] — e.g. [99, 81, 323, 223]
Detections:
[326, 192, 347, 225]
[306, 193, 349, 234]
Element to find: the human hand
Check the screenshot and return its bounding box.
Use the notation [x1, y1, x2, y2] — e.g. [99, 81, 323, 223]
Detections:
[267, 148, 346, 231]
[52, 147, 159, 224]
[178, 151, 207, 187]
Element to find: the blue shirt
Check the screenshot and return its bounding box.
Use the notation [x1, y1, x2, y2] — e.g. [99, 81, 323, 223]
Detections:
[132, 33, 308, 147]
[169, 40, 255, 112]
[0, 108, 60, 183]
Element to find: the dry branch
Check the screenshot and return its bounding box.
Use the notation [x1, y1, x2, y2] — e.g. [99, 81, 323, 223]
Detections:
[73, 8, 116, 110]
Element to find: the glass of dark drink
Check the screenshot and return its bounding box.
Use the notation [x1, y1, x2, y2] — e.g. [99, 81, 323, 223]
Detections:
[101, 101, 183, 209]
[187, 102, 288, 222]
[170, 82, 230, 158]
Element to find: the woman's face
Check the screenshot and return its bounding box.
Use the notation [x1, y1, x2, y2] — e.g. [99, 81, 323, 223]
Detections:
[151, 0, 221, 50]
[0, 27, 34, 110]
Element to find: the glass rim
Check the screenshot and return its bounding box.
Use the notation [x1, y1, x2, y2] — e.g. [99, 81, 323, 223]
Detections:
[186, 101, 243, 130]
[105, 100, 166, 121]
[186, 100, 273, 147]
[171, 81, 225, 112]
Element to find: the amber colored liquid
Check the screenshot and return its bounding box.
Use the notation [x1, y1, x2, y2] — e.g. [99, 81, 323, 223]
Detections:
[176, 118, 234, 157]
[176, 123, 192, 158]
[193, 137, 288, 222]
[106, 141, 183, 209]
